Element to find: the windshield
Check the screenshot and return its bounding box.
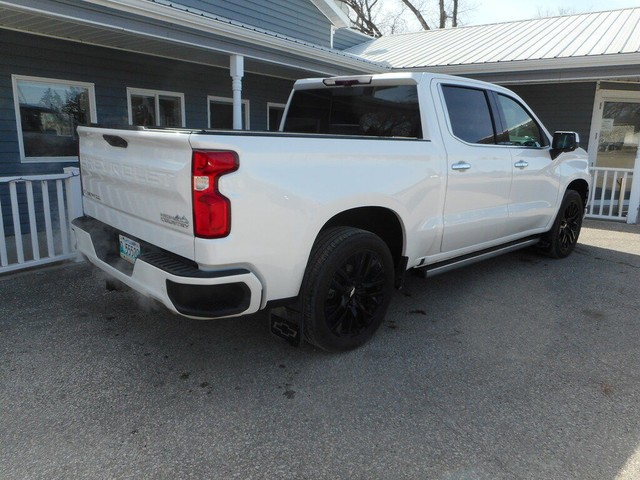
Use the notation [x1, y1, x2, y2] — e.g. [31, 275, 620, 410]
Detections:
[283, 85, 422, 138]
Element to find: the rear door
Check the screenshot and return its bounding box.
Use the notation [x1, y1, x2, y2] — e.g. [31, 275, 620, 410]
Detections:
[78, 127, 196, 260]
[436, 83, 513, 253]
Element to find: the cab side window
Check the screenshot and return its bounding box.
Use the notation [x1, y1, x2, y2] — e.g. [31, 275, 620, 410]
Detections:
[496, 94, 547, 147]
[442, 85, 496, 144]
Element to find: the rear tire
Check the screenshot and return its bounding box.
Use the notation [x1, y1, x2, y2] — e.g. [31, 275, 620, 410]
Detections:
[300, 227, 394, 351]
[539, 189, 583, 258]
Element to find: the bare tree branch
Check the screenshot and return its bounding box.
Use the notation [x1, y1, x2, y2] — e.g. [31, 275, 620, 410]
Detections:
[399, 0, 430, 30]
[338, 0, 469, 36]
[338, 0, 383, 36]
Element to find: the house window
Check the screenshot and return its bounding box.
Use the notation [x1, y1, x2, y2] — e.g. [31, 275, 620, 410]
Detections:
[127, 88, 185, 127]
[12, 75, 96, 162]
[208, 96, 250, 129]
[267, 102, 286, 131]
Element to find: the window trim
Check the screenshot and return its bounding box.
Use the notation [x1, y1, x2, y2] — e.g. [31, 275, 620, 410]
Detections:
[492, 92, 550, 149]
[207, 95, 250, 130]
[12, 74, 97, 163]
[127, 87, 185, 127]
[267, 102, 286, 131]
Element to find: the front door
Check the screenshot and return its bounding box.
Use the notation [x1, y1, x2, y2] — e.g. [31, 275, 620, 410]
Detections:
[592, 99, 640, 170]
[494, 93, 559, 235]
[588, 91, 640, 219]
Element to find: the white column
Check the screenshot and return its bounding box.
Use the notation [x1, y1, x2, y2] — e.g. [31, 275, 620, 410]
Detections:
[628, 149, 640, 224]
[230, 55, 244, 130]
[64, 166, 83, 257]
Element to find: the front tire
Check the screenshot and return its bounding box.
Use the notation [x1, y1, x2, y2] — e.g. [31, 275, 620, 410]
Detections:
[539, 189, 584, 258]
[300, 227, 394, 351]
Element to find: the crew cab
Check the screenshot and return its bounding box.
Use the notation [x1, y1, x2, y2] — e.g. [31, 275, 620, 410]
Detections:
[71, 72, 590, 351]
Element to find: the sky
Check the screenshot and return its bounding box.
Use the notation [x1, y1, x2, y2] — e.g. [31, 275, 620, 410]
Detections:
[463, 0, 640, 26]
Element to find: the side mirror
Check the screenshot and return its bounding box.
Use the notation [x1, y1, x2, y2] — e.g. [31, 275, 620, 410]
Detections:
[551, 131, 579, 159]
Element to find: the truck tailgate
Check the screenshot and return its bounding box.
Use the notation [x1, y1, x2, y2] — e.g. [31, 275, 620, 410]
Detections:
[78, 127, 195, 260]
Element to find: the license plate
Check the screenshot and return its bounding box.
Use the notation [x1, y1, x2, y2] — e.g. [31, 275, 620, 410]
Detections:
[119, 235, 141, 264]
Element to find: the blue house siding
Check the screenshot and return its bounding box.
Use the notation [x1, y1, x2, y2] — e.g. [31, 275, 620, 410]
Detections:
[333, 29, 372, 50]
[1, 29, 294, 235]
[170, 0, 333, 47]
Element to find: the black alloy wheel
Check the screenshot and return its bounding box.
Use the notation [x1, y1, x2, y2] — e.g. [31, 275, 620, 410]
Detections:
[540, 189, 584, 258]
[324, 250, 386, 338]
[301, 227, 394, 351]
[557, 199, 582, 253]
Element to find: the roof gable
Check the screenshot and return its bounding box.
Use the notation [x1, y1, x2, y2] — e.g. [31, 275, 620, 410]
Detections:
[308, 0, 350, 28]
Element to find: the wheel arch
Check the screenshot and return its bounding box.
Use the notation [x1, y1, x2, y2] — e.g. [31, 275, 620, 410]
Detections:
[320, 206, 406, 272]
[566, 178, 589, 208]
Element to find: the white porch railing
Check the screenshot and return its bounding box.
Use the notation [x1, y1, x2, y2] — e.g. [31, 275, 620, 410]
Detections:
[0, 167, 82, 274]
[586, 167, 635, 222]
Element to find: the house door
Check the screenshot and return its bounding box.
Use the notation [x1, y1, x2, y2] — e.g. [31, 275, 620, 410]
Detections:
[587, 90, 640, 222]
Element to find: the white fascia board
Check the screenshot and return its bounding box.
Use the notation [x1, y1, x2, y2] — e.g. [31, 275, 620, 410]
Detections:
[78, 0, 380, 71]
[340, 28, 374, 40]
[398, 52, 640, 76]
[308, 0, 350, 28]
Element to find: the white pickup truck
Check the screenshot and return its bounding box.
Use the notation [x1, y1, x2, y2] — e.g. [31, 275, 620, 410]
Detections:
[71, 72, 590, 351]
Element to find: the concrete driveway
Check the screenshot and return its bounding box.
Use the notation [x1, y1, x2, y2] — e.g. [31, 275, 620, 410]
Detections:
[1, 219, 639, 480]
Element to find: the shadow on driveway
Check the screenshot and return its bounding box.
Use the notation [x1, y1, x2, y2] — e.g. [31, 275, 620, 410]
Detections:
[1, 221, 639, 479]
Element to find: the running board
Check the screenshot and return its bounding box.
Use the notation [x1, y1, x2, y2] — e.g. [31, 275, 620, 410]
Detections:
[415, 236, 541, 278]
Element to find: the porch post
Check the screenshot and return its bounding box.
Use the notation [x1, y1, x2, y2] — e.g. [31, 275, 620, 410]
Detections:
[230, 55, 244, 130]
[63, 167, 83, 223]
[628, 151, 640, 224]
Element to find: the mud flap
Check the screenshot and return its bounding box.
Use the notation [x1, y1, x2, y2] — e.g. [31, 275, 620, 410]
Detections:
[269, 306, 303, 347]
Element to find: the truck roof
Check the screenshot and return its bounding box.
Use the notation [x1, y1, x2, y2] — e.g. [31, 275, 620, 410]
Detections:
[293, 71, 514, 95]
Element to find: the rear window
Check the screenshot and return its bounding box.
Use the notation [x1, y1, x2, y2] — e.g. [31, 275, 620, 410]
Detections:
[283, 85, 422, 138]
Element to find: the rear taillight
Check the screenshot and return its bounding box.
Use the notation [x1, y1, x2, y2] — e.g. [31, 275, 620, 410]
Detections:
[192, 150, 239, 238]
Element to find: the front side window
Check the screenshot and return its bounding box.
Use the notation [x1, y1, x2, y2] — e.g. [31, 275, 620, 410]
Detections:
[283, 85, 422, 138]
[442, 85, 495, 144]
[128, 88, 184, 127]
[208, 96, 250, 130]
[496, 94, 547, 147]
[12, 75, 96, 162]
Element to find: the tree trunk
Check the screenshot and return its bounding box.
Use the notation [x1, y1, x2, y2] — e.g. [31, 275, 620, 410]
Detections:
[439, 0, 446, 28]
[452, 0, 458, 27]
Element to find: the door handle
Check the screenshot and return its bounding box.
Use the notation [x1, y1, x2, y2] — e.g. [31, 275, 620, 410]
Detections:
[514, 160, 529, 169]
[451, 161, 471, 171]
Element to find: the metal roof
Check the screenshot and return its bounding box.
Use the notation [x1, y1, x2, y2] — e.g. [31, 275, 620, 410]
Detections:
[345, 8, 640, 70]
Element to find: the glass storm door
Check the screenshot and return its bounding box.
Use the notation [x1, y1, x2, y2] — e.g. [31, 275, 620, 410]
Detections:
[595, 101, 640, 169]
[589, 95, 640, 219]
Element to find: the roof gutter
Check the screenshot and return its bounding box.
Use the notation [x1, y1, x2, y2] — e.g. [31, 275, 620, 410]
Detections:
[396, 52, 640, 76]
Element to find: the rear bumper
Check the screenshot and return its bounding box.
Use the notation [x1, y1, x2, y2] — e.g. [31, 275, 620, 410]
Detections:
[71, 216, 262, 319]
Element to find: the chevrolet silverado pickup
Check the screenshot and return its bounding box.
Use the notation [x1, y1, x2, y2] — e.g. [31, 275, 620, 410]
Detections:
[71, 72, 590, 351]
